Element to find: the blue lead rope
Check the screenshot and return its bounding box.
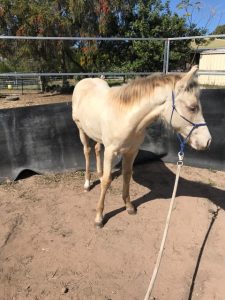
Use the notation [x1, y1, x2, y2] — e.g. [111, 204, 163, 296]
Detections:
[170, 91, 207, 155]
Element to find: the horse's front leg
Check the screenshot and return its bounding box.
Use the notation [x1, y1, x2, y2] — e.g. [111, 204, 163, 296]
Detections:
[122, 149, 139, 215]
[95, 147, 115, 228]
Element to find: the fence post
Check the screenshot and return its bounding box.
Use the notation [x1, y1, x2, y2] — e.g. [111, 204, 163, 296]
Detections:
[21, 78, 24, 95]
[166, 39, 170, 74]
[163, 39, 170, 74]
[163, 40, 167, 73]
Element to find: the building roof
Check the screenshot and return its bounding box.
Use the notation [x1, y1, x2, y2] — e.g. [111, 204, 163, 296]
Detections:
[200, 49, 225, 55]
[191, 38, 225, 52]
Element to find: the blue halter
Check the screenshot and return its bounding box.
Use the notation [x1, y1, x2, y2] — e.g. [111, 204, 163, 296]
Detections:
[170, 91, 207, 155]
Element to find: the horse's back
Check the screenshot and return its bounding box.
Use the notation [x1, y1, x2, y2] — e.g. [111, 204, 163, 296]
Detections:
[74, 78, 109, 93]
[72, 78, 109, 111]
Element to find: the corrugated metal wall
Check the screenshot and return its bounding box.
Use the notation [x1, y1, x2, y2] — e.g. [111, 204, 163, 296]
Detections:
[199, 52, 225, 86]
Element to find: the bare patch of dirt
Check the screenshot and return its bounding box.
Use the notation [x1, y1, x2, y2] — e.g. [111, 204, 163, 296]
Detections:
[0, 92, 71, 109]
[0, 161, 225, 300]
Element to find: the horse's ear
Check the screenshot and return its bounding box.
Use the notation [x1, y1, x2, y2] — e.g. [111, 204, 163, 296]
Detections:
[175, 65, 198, 95]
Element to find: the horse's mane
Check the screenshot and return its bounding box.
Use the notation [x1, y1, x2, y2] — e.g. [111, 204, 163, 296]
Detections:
[111, 73, 198, 107]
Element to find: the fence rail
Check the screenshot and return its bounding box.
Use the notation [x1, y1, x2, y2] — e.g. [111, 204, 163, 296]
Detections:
[1, 34, 225, 41]
[1, 71, 225, 77]
[0, 72, 153, 77]
[1, 34, 225, 83]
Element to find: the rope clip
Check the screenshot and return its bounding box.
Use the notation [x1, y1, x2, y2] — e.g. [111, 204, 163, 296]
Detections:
[177, 151, 184, 165]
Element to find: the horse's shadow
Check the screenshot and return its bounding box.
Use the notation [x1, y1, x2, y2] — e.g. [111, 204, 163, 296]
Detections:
[102, 155, 225, 225]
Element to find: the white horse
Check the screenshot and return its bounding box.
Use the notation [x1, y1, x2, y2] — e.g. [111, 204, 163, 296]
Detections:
[72, 66, 211, 228]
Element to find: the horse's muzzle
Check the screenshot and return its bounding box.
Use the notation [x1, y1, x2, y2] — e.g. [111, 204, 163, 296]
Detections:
[191, 136, 212, 151]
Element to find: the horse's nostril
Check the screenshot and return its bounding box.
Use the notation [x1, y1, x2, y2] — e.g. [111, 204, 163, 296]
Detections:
[206, 138, 212, 149]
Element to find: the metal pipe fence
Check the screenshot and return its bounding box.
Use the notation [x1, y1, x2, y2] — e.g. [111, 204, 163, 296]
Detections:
[1, 34, 225, 88]
[1, 33, 225, 40]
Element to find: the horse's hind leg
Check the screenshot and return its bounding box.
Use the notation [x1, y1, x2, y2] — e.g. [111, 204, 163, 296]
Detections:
[122, 150, 138, 214]
[95, 143, 103, 180]
[95, 147, 115, 228]
[78, 129, 91, 191]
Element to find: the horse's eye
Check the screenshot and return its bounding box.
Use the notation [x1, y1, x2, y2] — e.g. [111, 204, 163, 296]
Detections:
[189, 105, 199, 113]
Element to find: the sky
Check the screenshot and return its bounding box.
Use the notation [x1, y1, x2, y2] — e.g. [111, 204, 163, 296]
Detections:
[166, 0, 225, 33]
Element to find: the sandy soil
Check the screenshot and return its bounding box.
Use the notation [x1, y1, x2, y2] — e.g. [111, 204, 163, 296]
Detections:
[0, 92, 72, 109]
[0, 161, 225, 300]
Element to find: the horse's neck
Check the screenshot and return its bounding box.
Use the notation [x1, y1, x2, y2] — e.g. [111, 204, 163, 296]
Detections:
[129, 86, 170, 133]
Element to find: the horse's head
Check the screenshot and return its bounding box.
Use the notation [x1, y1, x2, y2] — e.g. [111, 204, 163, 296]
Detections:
[165, 65, 212, 151]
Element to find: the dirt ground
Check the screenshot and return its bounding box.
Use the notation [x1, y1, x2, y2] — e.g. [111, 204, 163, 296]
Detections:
[0, 92, 72, 109]
[0, 161, 225, 300]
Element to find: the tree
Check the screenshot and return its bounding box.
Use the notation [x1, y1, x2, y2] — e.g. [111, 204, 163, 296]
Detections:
[0, 1, 76, 73]
[213, 24, 225, 35]
[0, 60, 12, 72]
[0, 0, 86, 90]
[0, 0, 206, 78]
[77, 0, 206, 72]
[106, 0, 205, 72]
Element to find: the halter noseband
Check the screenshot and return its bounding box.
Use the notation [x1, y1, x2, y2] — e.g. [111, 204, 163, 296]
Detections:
[170, 91, 207, 154]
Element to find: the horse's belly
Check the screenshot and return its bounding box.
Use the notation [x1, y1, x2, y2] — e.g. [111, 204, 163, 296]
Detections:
[82, 125, 102, 143]
[75, 115, 103, 143]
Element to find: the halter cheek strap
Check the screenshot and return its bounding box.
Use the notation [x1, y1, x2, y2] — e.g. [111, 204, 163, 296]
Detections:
[170, 91, 207, 154]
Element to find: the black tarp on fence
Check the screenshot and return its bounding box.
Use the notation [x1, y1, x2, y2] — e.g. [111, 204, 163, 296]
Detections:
[0, 89, 224, 182]
[0, 102, 85, 181]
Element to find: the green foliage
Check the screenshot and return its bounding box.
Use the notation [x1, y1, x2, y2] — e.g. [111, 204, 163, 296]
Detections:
[0, 0, 205, 74]
[0, 60, 12, 72]
[213, 25, 225, 35]
[0, 0, 78, 73]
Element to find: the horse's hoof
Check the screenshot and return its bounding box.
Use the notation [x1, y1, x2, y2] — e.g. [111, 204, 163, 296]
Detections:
[127, 207, 137, 215]
[84, 180, 91, 191]
[94, 221, 104, 229]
